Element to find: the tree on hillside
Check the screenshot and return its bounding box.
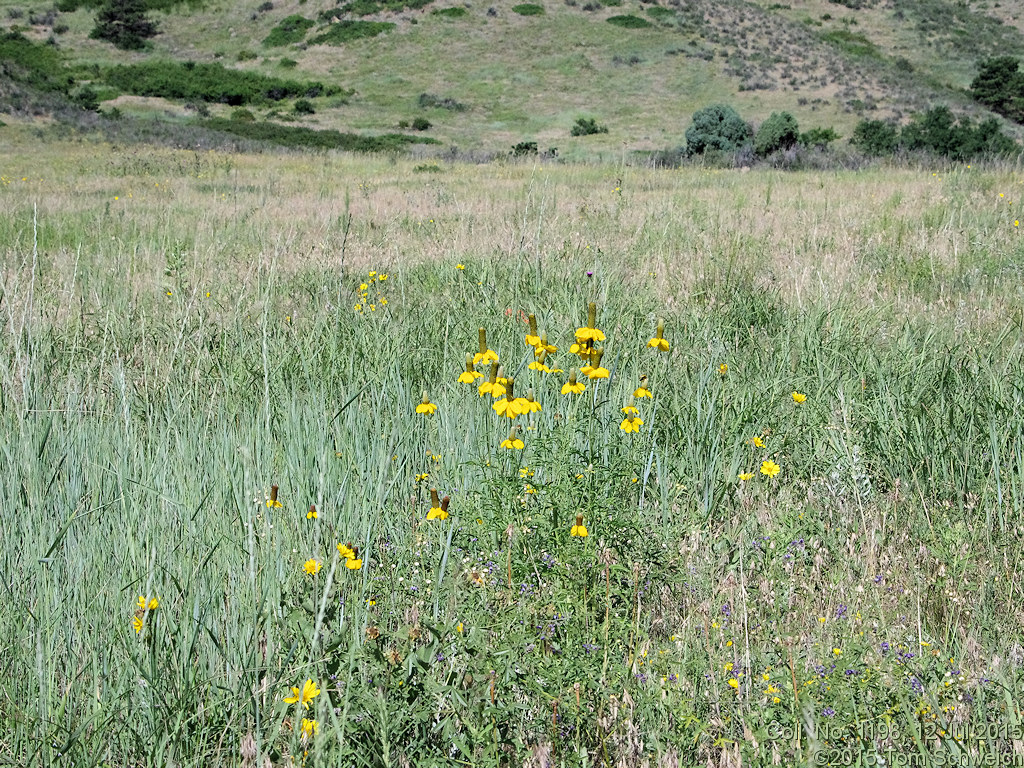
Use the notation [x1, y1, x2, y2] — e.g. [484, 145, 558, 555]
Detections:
[90, 0, 159, 50]
[970, 56, 1024, 123]
[685, 104, 752, 155]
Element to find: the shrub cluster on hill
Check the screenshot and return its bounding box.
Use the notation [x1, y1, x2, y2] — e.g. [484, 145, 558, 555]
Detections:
[970, 57, 1024, 124]
[0, 32, 73, 94]
[103, 61, 344, 105]
[201, 117, 440, 151]
[308, 20, 395, 45]
[852, 106, 1018, 160]
[263, 14, 315, 47]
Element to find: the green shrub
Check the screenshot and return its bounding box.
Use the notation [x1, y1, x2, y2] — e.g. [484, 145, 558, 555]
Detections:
[970, 57, 1024, 123]
[201, 117, 440, 151]
[511, 140, 538, 156]
[278, 57, 298, 68]
[236, 49, 258, 61]
[431, 6, 466, 17]
[411, 116, 431, 130]
[104, 60, 342, 105]
[685, 104, 751, 155]
[231, 107, 257, 121]
[293, 98, 315, 114]
[799, 126, 840, 148]
[413, 162, 443, 172]
[263, 14, 314, 47]
[418, 93, 466, 111]
[0, 31, 72, 93]
[900, 106, 1019, 160]
[850, 118, 898, 155]
[308, 21, 395, 45]
[820, 29, 879, 57]
[754, 111, 799, 157]
[340, 0, 433, 14]
[645, 6, 675, 23]
[511, 3, 544, 15]
[570, 116, 608, 136]
[90, 0, 158, 50]
[606, 14, 652, 28]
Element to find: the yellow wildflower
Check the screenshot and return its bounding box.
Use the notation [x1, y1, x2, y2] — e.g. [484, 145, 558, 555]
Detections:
[283, 679, 321, 709]
[457, 353, 482, 384]
[738, 472, 754, 481]
[561, 369, 586, 395]
[570, 514, 588, 537]
[473, 328, 499, 365]
[647, 318, 670, 352]
[620, 417, 643, 433]
[792, 391, 807, 404]
[427, 489, 450, 521]
[300, 718, 318, 739]
[501, 426, 524, 450]
[760, 460, 780, 478]
[303, 559, 322, 576]
[416, 391, 437, 415]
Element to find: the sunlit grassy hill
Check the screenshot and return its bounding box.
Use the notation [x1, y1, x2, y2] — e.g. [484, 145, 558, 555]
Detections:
[5, 0, 1024, 155]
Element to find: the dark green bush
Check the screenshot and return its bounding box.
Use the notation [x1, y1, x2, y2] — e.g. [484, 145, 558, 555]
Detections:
[850, 118, 898, 155]
[685, 104, 751, 155]
[237, 49, 258, 61]
[411, 116, 431, 130]
[970, 57, 1024, 123]
[308, 21, 395, 45]
[231, 107, 257, 121]
[418, 93, 466, 111]
[0, 31, 72, 93]
[279, 57, 298, 68]
[511, 140, 538, 156]
[104, 60, 341, 105]
[645, 6, 675, 23]
[511, 3, 544, 15]
[799, 126, 840, 148]
[263, 14, 314, 47]
[293, 98, 315, 114]
[754, 111, 799, 157]
[901, 106, 1019, 159]
[90, 0, 158, 50]
[432, 6, 466, 17]
[606, 14, 651, 28]
[570, 116, 608, 136]
[201, 117, 440, 151]
[340, 0, 433, 14]
[820, 29, 879, 57]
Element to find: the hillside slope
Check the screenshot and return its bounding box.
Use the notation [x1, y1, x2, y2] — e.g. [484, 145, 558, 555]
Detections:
[3, 0, 1024, 155]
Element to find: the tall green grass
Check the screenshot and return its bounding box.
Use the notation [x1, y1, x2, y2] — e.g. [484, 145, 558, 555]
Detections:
[1, 141, 1023, 766]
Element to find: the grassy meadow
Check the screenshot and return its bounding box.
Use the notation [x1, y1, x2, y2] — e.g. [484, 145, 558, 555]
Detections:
[2, 126, 1024, 766]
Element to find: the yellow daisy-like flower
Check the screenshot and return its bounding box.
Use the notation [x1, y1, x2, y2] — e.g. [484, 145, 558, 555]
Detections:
[500, 426, 524, 450]
[738, 472, 754, 481]
[132, 615, 145, 634]
[266, 484, 283, 508]
[456, 621, 464, 633]
[525, 314, 540, 347]
[300, 718, 318, 739]
[345, 556, 363, 570]
[534, 332, 557, 355]
[415, 472, 429, 482]
[457, 353, 482, 384]
[727, 678, 740, 690]
[283, 679, 321, 709]
[570, 514, 588, 537]
[426, 489, 450, 521]
[588, 367, 610, 379]
[792, 391, 807, 404]
[562, 369, 586, 395]
[622, 404, 639, 416]
[303, 559, 322, 576]
[307, 505, 318, 519]
[647, 318, 670, 352]
[337, 542, 354, 560]
[760, 459, 781, 478]
[473, 327, 499, 366]
[751, 436, 765, 448]
[416, 391, 437, 415]
[575, 302, 606, 344]
[620, 417, 643, 433]
[718, 363, 728, 375]
[456, 263, 465, 270]
[137, 596, 159, 611]
[634, 386, 652, 398]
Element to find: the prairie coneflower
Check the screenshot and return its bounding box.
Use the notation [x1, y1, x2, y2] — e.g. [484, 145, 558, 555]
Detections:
[587, 348, 610, 379]
[570, 515, 588, 537]
[345, 546, 363, 570]
[575, 302, 607, 344]
[561, 369, 586, 395]
[266, 485, 283, 508]
[534, 331, 557, 356]
[416, 391, 437, 415]
[457, 353, 482, 384]
[500, 425, 524, 450]
[307, 504, 318, 520]
[478, 361, 501, 397]
[473, 328, 499, 366]
[522, 389, 542, 413]
[427, 489, 450, 521]
[634, 376, 653, 399]
[493, 377, 523, 418]
[620, 417, 643, 433]
[525, 314, 541, 347]
[647, 318, 670, 352]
